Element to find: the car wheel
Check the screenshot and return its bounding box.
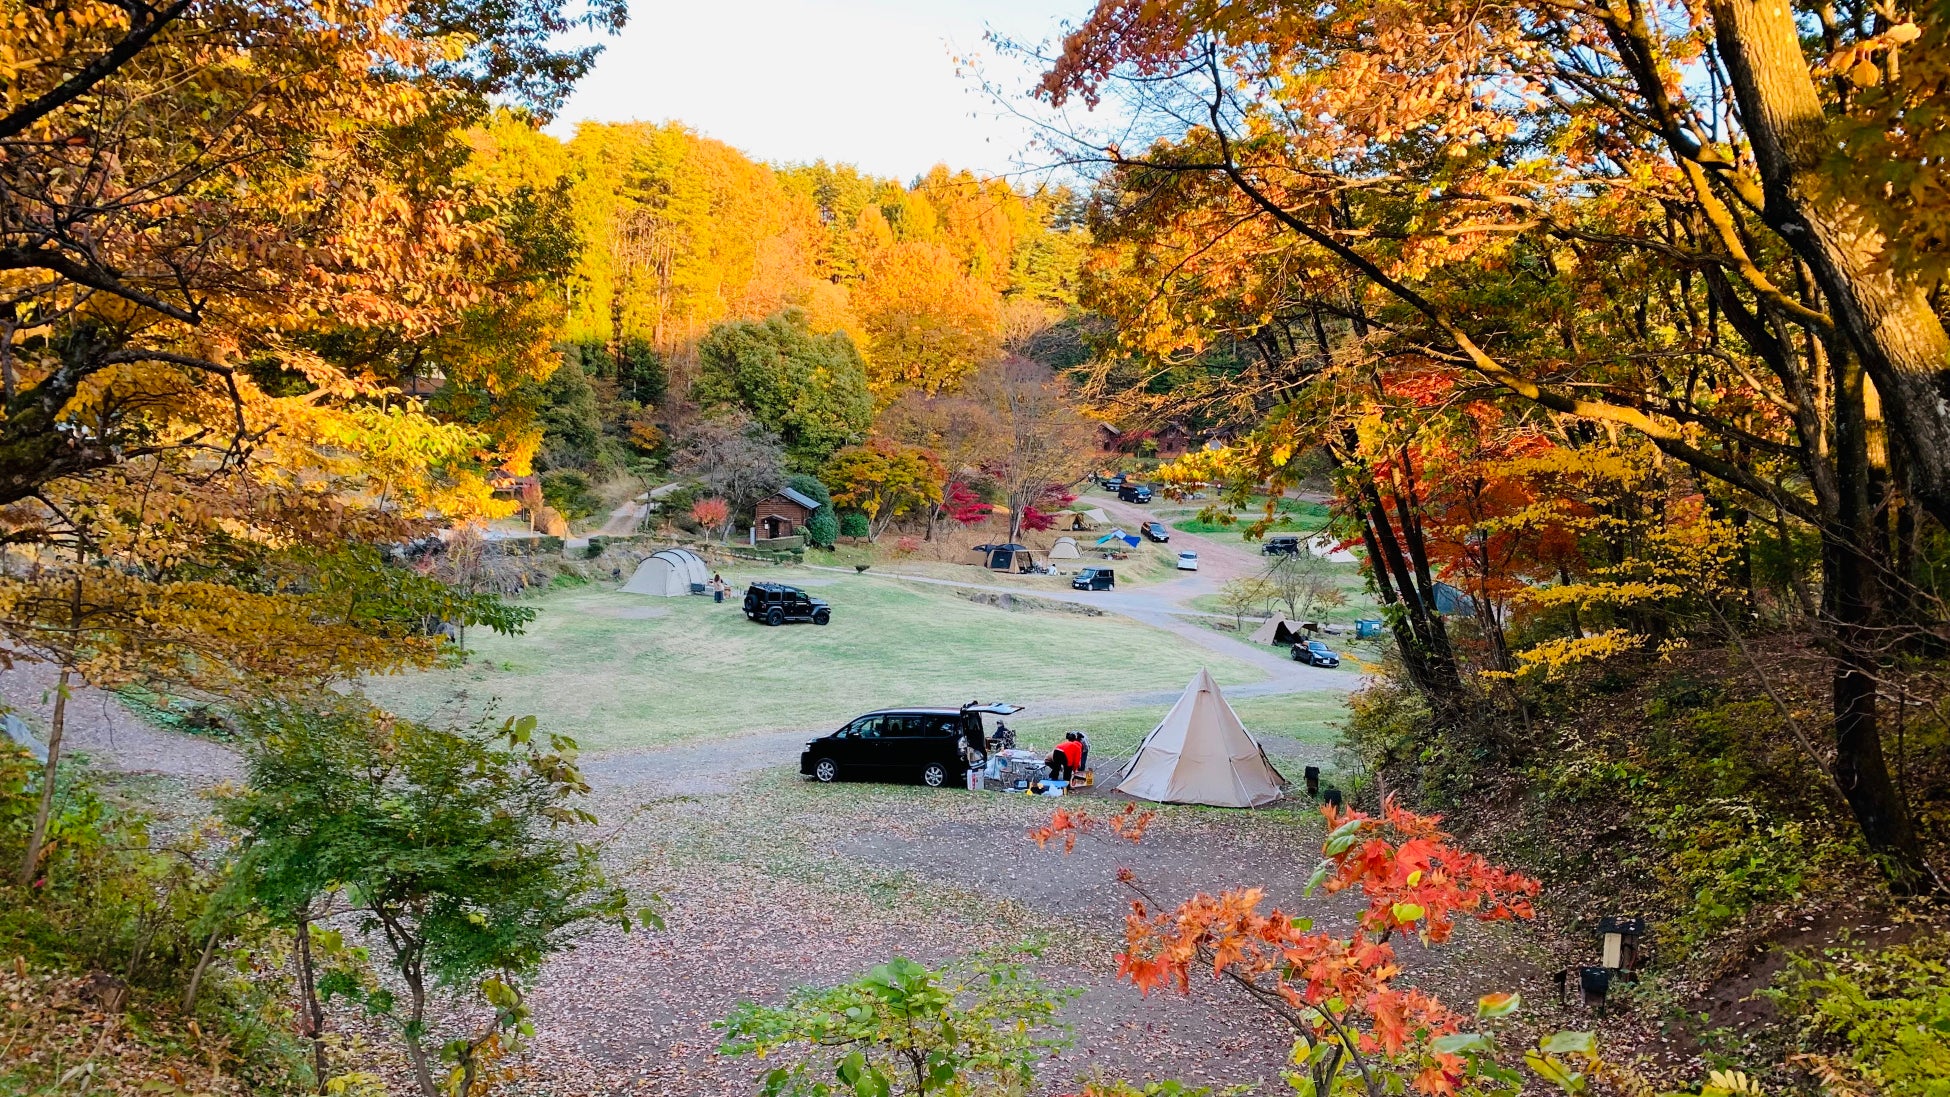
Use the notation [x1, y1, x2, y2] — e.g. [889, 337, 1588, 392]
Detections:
[813, 758, 839, 783]
[766, 607, 784, 626]
[812, 610, 830, 626]
[920, 763, 948, 788]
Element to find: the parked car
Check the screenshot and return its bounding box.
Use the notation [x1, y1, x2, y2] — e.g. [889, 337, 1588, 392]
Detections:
[801, 702, 1021, 787]
[1071, 567, 1115, 591]
[1143, 521, 1170, 543]
[1176, 551, 1199, 571]
[1262, 535, 1302, 556]
[742, 582, 831, 626]
[1101, 474, 1127, 493]
[1292, 639, 1341, 667]
[1118, 483, 1154, 503]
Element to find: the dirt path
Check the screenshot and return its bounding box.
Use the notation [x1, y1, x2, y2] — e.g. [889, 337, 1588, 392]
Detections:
[0, 662, 241, 786]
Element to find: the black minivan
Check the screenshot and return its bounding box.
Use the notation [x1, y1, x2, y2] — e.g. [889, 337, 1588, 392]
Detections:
[1118, 483, 1154, 503]
[1071, 567, 1115, 590]
[801, 703, 1021, 787]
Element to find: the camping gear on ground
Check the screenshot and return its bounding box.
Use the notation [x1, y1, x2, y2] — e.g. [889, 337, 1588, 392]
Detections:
[1115, 668, 1288, 808]
[996, 748, 1047, 790]
[1248, 617, 1311, 645]
[621, 548, 710, 596]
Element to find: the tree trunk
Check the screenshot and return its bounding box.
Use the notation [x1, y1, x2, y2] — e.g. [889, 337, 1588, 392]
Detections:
[296, 914, 330, 1092]
[17, 668, 71, 888]
[1823, 533, 1931, 892]
[1709, 0, 1950, 530]
[402, 967, 439, 1097]
[183, 927, 222, 1013]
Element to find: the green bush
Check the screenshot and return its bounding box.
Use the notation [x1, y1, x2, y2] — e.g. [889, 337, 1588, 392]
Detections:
[541, 469, 602, 521]
[839, 511, 869, 538]
[806, 509, 840, 548]
[1770, 931, 1950, 1096]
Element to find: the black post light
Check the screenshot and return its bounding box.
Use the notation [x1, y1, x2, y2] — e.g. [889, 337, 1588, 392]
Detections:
[1322, 787, 1344, 808]
[1304, 766, 1321, 799]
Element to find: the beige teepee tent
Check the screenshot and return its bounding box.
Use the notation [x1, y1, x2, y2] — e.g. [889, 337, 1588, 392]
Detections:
[1248, 617, 1310, 645]
[1115, 669, 1287, 807]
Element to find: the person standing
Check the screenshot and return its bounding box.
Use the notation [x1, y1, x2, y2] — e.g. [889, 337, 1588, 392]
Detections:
[710, 572, 727, 603]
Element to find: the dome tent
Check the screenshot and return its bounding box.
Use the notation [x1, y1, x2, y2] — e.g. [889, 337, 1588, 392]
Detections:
[1048, 537, 1081, 560]
[1115, 669, 1287, 808]
[621, 548, 709, 596]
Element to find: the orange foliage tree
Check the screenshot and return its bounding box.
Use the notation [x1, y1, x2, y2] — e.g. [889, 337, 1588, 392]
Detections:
[1034, 801, 1611, 1097]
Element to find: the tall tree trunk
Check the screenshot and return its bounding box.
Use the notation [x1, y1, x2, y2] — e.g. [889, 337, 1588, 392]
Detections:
[1823, 532, 1931, 891]
[1708, 0, 1950, 530]
[1822, 349, 1934, 891]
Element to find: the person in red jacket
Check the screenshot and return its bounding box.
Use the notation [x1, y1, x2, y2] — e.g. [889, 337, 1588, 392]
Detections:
[1054, 733, 1084, 780]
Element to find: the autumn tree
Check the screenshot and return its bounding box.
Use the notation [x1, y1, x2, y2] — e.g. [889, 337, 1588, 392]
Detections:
[693, 310, 873, 471]
[851, 239, 1002, 398]
[962, 358, 1099, 544]
[674, 416, 787, 526]
[824, 443, 945, 542]
[1027, 0, 1950, 888]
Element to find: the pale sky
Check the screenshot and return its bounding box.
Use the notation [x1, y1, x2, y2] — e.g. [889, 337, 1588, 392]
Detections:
[548, 0, 1090, 181]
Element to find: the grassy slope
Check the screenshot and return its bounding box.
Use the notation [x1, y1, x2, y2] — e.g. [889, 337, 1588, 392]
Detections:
[363, 570, 1268, 752]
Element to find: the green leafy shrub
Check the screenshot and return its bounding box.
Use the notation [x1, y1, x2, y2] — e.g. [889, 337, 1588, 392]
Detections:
[806, 509, 840, 548]
[719, 952, 1074, 1096]
[1770, 931, 1950, 1096]
[541, 469, 601, 521]
[839, 511, 870, 539]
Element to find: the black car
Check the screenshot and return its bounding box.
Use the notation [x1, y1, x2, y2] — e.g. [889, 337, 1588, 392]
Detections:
[1118, 483, 1154, 503]
[743, 582, 831, 626]
[1292, 639, 1341, 667]
[1071, 567, 1115, 591]
[1262, 535, 1302, 556]
[1142, 521, 1170, 543]
[801, 703, 1021, 787]
[1101, 474, 1127, 493]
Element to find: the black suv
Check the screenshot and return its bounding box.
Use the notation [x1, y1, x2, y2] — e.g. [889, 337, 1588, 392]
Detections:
[1142, 521, 1170, 543]
[802, 703, 1021, 787]
[1101, 473, 1127, 493]
[1118, 483, 1154, 503]
[743, 582, 831, 626]
[1262, 535, 1302, 556]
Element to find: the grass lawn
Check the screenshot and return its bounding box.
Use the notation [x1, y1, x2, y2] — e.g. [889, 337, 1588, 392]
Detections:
[363, 569, 1269, 752]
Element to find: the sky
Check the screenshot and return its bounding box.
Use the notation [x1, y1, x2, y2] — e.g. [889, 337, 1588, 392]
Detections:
[547, 0, 1091, 182]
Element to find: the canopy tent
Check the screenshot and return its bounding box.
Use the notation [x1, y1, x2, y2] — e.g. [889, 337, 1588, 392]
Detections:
[1248, 617, 1312, 645]
[1116, 669, 1287, 808]
[1048, 537, 1081, 560]
[983, 544, 1032, 571]
[1068, 508, 1111, 531]
[621, 548, 709, 596]
[1094, 529, 1139, 548]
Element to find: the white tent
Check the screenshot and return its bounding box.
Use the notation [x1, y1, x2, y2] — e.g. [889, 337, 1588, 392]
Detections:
[1248, 617, 1311, 645]
[1048, 537, 1081, 560]
[621, 548, 709, 596]
[1116, 669, 1287, 808]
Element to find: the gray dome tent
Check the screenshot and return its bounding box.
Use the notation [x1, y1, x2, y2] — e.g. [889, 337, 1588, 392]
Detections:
[622, 548, 710, 596]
